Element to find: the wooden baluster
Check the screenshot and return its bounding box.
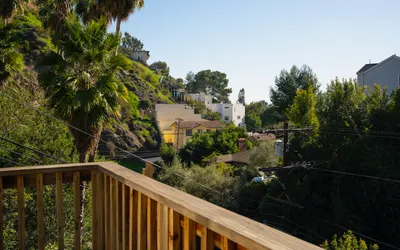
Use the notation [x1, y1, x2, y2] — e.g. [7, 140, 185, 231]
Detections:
[98, 172, 104, 250]
[17, 176, 25, 250]
[0, 177, 3, 250]
[73, 172, 81, 250]
[200, 226, 215, 250]
[222, 236, 236, 250]
[91, 171, 98, 250]
[122, 184, 129, 250]
[129, 187, 138, 250]
[183, 216, 196, 250]
[147, 198, 157, 250]
[168, 209, 181, 250]
[110, 178, 116, 248]
[157, 203, 168, 250]
[137, 192, 147, 250]
[116, 181, 121, 250]
[36, 174, 45, 250]
[104, 174, 110, 249]
[56, 172, 64, 250]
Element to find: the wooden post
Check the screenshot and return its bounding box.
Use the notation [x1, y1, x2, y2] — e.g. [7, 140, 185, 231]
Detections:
[73, 172, 81, 250]
[147, 198, 157, 250]
[129, 188, 138, 250]
[91, 171, 98, 250]
[17, 176, 25, 250]
[168, 209, 181, 250]
[36, 174, 45, 250]
[283, 122, 289, 166]
[157, 203, 168, 250]
[137, 192, 147, 250]
[0, 177, 3, 250]
[56, 173, 64, 250]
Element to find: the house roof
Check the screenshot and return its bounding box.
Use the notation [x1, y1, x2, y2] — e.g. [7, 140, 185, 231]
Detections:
[356, 63, 378, 74]
[356, 54, 400, 74]
[171, 120, 225, 129]
[216, 150, 250, 165]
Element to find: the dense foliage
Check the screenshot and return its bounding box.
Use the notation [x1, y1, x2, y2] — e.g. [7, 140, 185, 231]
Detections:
[270, 65, 319, 115]
[322, 231, 379, 250]
[179, 124, 251, 164]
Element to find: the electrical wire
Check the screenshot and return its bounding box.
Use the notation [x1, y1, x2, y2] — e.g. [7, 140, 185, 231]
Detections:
[0, 145, 44, 164]
[0, 156, 23, 166]
[0, 135, 68, 163]
[308, 166, 400, 184]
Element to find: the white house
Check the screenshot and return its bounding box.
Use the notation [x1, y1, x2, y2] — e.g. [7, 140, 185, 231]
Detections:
[130, 51, 150, 65]
[185, 92, 214, 104]
[206, 103, 245, 126]
[357, 54, 400, 92]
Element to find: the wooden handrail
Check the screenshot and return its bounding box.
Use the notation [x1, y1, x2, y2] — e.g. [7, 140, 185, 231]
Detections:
[98, 162, 322, 250]
[0, 162, 322, 250]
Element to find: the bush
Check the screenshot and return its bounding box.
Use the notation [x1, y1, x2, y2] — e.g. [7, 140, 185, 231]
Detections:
[160, 143, 175, 165]
[321, 231, 379, 250]
[157, 157, 239, 208]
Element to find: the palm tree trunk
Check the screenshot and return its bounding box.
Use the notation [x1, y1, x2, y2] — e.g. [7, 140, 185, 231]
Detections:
[116, 17, 122, 36]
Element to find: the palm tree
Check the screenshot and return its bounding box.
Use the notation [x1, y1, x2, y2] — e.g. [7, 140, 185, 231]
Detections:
[110, 0, 144, 35]
[39, 14, 131, 163]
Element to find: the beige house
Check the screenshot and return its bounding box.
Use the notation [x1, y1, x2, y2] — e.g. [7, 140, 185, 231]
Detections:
[155, 104, 203, 146]
[170, 120, 225, 149]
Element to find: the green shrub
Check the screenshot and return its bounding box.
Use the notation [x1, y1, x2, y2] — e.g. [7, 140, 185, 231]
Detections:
[160, 143, 175, 165]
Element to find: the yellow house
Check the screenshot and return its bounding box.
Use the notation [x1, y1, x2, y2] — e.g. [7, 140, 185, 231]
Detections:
[170, 120, 225, 149]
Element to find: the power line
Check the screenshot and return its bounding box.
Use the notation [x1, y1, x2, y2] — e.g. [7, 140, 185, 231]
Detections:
[0, 135, 68, 164]
[0, 156, 23, 166]
[308, 166, 400, 184]
[0, 145, 44, 164]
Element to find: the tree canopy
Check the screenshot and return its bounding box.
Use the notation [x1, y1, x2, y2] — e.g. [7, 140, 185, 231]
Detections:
[121, 32, 144, 54]
[185, 69, 232, 103]
[149, 61, 170, 76]
[270, 65, 319, 115]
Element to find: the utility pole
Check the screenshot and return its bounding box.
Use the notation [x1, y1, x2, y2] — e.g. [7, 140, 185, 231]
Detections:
[175, 118, 183, 149]
[283, 122, 289, 166]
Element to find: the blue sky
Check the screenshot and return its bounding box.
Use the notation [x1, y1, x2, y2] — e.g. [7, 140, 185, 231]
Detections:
[116, 0, 400, 103]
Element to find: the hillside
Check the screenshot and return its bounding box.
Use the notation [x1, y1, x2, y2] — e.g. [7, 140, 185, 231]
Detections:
[1, 12, 176, 159]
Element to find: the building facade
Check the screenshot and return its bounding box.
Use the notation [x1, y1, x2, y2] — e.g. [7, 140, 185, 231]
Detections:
[357, 54, 400, 92]
[206, 103, 245, 126]
[170, 120, 225, 149]
[155, 104, 203, 146]
[185, 92, 214, 104]
[130, 51, 150, 65]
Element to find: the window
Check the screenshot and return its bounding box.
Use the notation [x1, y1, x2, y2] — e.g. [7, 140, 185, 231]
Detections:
[186, 129, 192, 136]
[224, 116, 229, 121]
[237, 115, 241, 119]
[198, 129, 203, 134]
[224, 106, 229, 109]
[206, 129, 212, 133]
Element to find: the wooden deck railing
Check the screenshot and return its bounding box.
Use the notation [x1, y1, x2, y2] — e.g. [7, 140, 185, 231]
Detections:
[0, 162, 322, 250]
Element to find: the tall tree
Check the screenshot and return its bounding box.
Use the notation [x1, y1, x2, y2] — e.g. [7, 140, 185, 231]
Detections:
[287, 86, 319, 130]
[111, 0, 144, 35]
[121, 31, 143, 54]
[149, 61, 169, 76]
[185, 69, 232, 103]
[39, 15, 131, 163]
[238, 88, 245, 105]
[270, 65, 319, 115]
